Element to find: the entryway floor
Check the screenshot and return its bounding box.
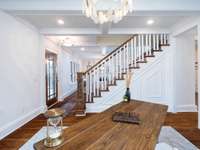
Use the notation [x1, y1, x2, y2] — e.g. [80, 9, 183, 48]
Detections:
[0, 94, 200, 149]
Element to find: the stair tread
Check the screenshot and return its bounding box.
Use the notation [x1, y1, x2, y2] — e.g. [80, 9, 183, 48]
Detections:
[153, 49, 162, 52]
[145, 55, 155, 57]
[93, 96, 102, 98]
[108, 84, 117, 86]
[100, 89, 109, 92]
[137, 60, 147, 63]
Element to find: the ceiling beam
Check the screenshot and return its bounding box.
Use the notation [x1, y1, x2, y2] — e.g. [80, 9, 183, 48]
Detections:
[40, 28, 101, 35]
[40, 27, 170, 35]
[109, 28, 170, 34]
[99, 22, 112, 34]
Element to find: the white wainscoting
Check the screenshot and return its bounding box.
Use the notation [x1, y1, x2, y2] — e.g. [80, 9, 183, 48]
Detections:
[88, 46, 175, 113]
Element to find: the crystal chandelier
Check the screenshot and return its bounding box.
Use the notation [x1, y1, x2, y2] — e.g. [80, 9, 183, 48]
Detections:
[83, 0, 133, 24]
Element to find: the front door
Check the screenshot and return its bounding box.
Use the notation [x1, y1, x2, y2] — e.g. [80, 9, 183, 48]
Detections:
[45, 51, 58, 107]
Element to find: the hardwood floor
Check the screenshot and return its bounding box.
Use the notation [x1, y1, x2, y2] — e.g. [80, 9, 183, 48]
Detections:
[34, 101, 167, 150]
[164, 112, 200, 148]
[0, 96, 200, 149]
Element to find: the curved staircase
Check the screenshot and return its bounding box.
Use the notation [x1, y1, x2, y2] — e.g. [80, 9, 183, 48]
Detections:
[76, 34, 170, 115]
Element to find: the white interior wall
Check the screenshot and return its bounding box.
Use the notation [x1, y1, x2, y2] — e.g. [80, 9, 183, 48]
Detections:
[42, 38, 80, 101]
[171, 17, 200, 128]
[0, 10, 44, 139]
[197, 22, 200, 128]
[59, 50, 81, 99]
[0, 10, 80, 139]
[174, 32, 197, 112]
[130, 45, 174, 112]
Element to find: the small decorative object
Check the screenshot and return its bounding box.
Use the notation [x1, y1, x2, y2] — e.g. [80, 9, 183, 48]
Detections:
[44, 108, 65, 147]
[124, 70, 132, 102]
[82, 0, 133, 24]
[112, 112, 140, 124]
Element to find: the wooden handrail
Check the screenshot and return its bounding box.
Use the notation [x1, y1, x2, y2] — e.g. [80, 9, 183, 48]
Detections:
[85, 34, 138, 74]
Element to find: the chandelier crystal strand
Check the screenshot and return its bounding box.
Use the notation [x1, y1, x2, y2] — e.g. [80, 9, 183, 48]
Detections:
[83, 0, 133, 24]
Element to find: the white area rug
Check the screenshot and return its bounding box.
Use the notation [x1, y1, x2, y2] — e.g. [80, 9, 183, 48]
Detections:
[19, 126, 198, 150]
[156, 126, 199, 150]
[19, 126, 68, 150]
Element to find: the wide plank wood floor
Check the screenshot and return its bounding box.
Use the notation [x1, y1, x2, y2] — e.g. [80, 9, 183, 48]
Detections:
[1, 96, 200, 149]
[164, 112, 200, 148]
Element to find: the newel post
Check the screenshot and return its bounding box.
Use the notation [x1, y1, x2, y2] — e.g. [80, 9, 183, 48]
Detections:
[75, 72, 86, 116]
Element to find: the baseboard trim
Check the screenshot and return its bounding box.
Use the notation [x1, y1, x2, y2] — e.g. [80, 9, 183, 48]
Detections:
[0, 106, 45, 140]
[58, 88, 77, 101]
[175, 105, 197, 112]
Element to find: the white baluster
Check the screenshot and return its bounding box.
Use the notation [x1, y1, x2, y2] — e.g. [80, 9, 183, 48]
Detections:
[108, 58, 110, 85]
[160, 34, 163, 45]
[119, 49, 122, 78]
[103, 62, 106, 90]
[113, 54, 115, 83]
[164, 34, 166, 45]
[89, 72, 92, 102]
[96, 67, 99, 96]
[145, 34, 148, 55]
[115, 52, 118, 79]
[122, 46, 124, 73]
[100, 64, 104, 90]
[138, 35, 141, 61]
[131, 38, 134, 67]
[126, 42, 129, 71]
[110, 57, 113, 85]
[153, 34, 156, 50]
[99, 66, 102, 91]
[141, 34, 144, 60]
[134, 36, 137, 67]
[85, 73, 89, 102]
[156, 34, 159, 50]
[149, 34, 152, 55]
[93, 70, 96, 97]
[166, 34, 169, 44]
[105, 61, 108, 90]
[123, 45, 126, 72]
[109, 58, 112, 85]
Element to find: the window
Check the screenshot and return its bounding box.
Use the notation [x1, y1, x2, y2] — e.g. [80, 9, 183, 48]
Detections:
[70, 61, 80, 83]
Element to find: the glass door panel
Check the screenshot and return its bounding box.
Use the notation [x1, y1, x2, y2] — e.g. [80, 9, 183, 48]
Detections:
[46, 51, 58, 107]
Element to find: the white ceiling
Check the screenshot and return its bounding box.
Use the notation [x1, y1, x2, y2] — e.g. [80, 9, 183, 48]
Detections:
[16, 15, 186, 29]
[112, 16, 186, 28]
[17, 15, 98, 29]
[1, 0, 199, 35]
[1, 0, 199, 59]
[47, 35, 131, 59]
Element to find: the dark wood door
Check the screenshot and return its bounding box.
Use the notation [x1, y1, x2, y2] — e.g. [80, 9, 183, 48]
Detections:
[45, 51, 58, 107]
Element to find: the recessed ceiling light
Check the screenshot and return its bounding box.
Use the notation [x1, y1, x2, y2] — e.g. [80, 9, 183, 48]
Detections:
[57, 19, 64, 25]
[81, 47, 85, 51]
[147, 19, 154, 25]
[63, 42, 72, 47]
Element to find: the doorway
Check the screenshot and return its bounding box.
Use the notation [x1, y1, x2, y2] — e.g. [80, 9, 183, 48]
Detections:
[45, 51, 58, 107]
[195, 39, 198, 108]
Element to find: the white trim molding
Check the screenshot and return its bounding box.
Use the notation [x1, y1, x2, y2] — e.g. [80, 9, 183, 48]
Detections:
[0, 106, 45, 140]
[175, 105, 197, 112]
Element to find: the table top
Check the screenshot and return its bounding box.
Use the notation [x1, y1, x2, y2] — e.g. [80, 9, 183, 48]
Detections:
[34, 100, 168, 150]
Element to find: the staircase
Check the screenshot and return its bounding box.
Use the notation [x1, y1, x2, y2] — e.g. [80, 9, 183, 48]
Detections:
[75, 34, 170, 115]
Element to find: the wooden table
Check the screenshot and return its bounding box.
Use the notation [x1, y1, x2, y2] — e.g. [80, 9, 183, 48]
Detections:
[34, 100, 168, 150]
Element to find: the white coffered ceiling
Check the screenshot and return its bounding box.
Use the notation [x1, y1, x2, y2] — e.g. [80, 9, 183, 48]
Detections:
[0, 0, 199, 35]
[0, 0, 199, 59]
[13, 15, 186, 29]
